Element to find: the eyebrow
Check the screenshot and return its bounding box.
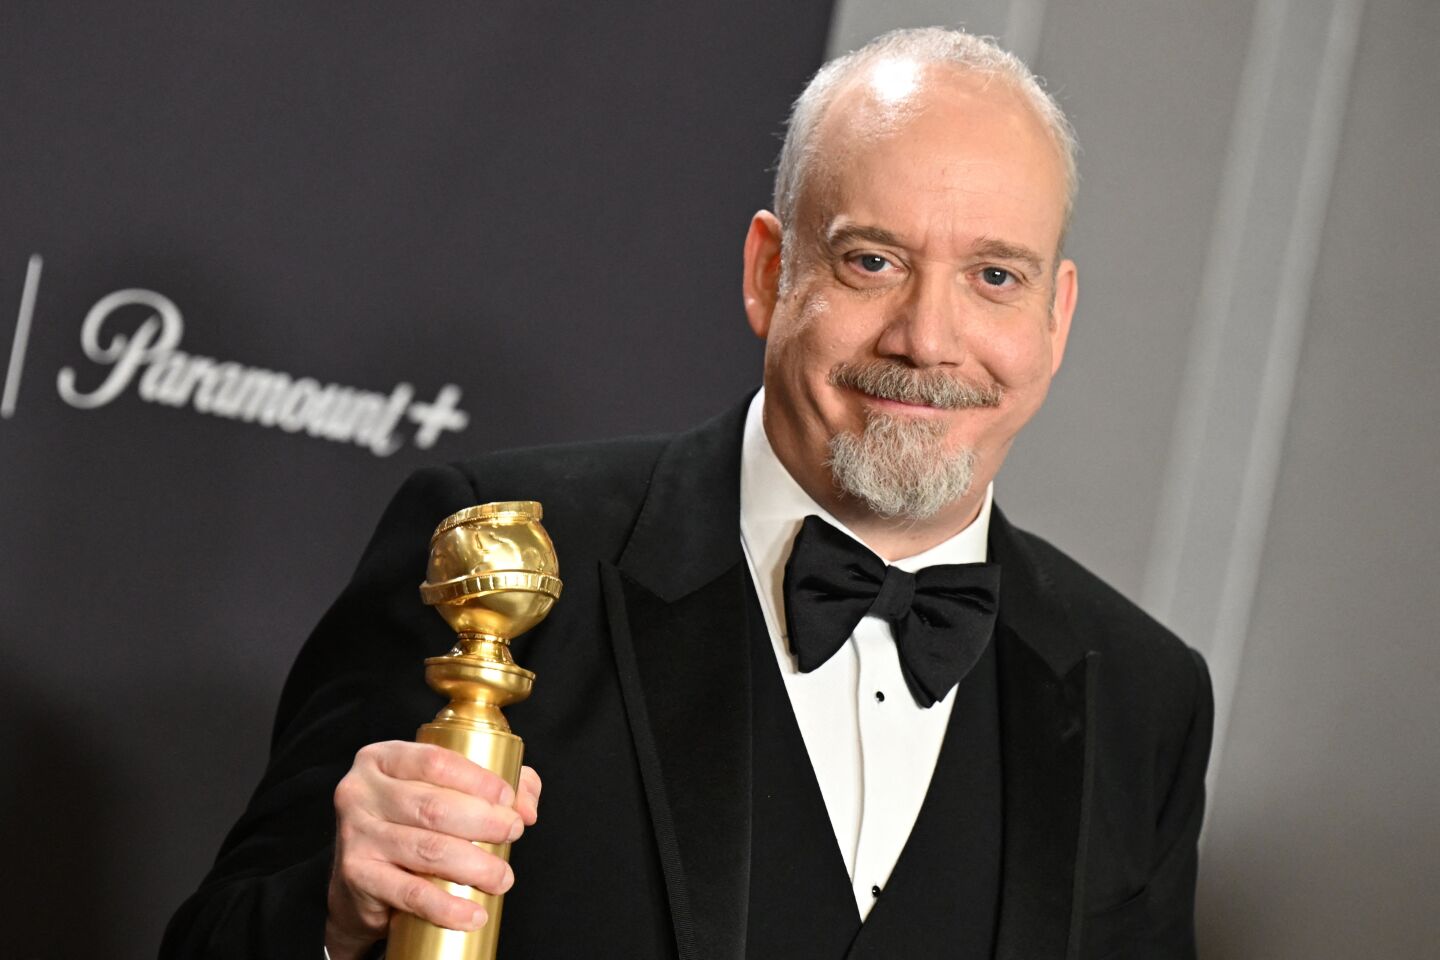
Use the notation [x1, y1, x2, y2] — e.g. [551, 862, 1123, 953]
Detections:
[824, 223, 908, 250]
[972, 237, 1046, 274]
[823, 225, 1047, 274]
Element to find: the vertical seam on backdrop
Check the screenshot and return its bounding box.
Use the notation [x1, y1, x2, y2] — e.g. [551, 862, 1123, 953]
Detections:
[1207, 0, 1366, 809]
[1139, 0, 1367, 825]
[1141, 0, 1291, 625]
[1003, 0, 1049, 67]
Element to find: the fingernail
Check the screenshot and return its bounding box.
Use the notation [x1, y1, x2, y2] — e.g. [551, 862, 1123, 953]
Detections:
[507, 816, 524, 841]
[499, 784, 515, 807]
[470, 906, 487, 929]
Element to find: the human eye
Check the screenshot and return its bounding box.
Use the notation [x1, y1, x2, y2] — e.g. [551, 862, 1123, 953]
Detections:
[971, 264, 1033, 301]
[979, 266, 1016, 287]
[843, 251, 901, 279]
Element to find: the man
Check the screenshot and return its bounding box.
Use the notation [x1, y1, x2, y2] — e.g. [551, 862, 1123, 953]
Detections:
[165, 27, 1211, 960]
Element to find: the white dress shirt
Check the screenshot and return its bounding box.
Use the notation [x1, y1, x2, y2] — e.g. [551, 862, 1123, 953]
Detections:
[738, 390, 994, 921]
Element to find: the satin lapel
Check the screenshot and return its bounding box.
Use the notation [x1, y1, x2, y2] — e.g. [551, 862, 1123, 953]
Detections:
[601, 401, 754, 960]
[989, 506, 1098, 960]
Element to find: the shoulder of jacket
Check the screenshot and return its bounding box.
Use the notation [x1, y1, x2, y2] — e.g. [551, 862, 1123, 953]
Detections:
[430, 432, 676, 563]
[1010, 523, 1200, 673]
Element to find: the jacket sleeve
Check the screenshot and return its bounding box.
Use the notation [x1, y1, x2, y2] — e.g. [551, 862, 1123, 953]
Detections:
[160, 465, 479, 959]
[1147, 648, 1214, 957]
[1085, 647, 1214, 960]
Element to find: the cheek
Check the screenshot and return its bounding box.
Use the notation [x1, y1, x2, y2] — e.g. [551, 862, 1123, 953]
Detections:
[767, 291, 834, 368]
[983, 327, 1055, 389]
[785, 290, 831, 342]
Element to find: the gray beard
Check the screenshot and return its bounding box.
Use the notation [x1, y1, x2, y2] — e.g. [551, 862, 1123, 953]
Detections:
[822, 360, 1000, 520]
[826, 411, 977, 521]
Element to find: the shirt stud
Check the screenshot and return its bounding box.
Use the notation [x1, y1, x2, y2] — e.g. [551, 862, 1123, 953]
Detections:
[874, 690, 885, 703]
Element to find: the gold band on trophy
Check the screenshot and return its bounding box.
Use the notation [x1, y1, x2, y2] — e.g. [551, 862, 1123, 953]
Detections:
[387, 501, 562, 960]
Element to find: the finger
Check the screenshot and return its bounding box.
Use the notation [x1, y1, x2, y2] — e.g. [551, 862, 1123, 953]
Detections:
[327, 852, 392, 937]
[366, 741, 515, 806]
[374, 778, 525, 843]
[515, 766, 542, 825]
[368, 820, 516, 895]
[348, 857, 489, 933]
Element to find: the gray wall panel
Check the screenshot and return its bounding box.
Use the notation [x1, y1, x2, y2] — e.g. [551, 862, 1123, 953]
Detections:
[1197, 0, 1440, 953]
[1001, 0, 1255, 597]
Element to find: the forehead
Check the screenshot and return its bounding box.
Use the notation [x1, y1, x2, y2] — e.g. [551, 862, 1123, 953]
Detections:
[805, 63, 1067, 258]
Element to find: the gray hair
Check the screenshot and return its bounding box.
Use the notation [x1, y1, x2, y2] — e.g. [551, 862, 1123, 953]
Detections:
[827, 412, 978, 520]
[772, 27, 1078, 270]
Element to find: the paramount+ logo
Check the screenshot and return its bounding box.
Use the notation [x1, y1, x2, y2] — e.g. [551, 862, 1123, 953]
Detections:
[6, 256, 470, 456]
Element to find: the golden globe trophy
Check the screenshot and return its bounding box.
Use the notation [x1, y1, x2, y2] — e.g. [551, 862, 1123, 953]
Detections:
[387, 501, 562, 960]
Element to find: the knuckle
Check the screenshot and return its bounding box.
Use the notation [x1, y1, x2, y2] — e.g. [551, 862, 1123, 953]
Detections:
[333, 775, 361, 811]
[420, 746, 452, 783]
[345, 857, 378, 889]
[414, 830, 449, 865]
[473, 769, 501, 797]
[416, 793, 448, 830]
[335, 853, 360, 885]
[336, 816, 362, 848]
[355, 741, 385, 768]
[400, 877, 431, 915]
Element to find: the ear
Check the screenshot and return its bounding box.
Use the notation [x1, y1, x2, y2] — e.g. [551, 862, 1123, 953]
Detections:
[1048, 258, 1078, 375]
[742, 210, 785, 340]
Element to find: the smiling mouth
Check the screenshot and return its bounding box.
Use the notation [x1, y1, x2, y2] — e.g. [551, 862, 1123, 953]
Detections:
[828, 360, 1004, 411]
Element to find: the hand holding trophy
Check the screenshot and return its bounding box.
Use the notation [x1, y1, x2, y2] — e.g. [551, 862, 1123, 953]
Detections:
[387, 501, 562, 960]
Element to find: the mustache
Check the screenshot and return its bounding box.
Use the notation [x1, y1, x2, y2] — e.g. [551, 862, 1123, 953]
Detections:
[828, 361, 1003, 409]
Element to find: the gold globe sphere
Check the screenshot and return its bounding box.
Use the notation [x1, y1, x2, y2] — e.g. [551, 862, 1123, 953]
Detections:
[420, 501, 563, 641]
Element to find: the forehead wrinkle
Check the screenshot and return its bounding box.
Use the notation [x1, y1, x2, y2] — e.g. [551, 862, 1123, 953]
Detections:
[823, 213, 1047, 276]
[789, 69, 956, 252]
[791, 68, 1067, 276]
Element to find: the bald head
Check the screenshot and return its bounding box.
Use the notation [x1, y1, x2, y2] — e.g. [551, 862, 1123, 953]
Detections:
[772, 28, 1077, 283]
[739, 29, 1080, 553]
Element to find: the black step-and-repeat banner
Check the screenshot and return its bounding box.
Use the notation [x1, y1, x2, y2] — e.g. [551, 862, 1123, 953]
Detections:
[0, 5, 833, 955]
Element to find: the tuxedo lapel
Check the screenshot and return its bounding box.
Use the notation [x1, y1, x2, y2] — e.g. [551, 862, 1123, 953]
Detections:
[989, 506, 1098, 960]
[601, 402, 754, 960]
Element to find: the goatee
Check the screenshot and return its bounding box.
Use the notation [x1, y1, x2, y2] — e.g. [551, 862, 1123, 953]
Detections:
[824, 361, 1002, 520]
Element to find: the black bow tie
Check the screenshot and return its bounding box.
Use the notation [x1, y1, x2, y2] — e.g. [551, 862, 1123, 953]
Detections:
[782, 515, 1000, 707]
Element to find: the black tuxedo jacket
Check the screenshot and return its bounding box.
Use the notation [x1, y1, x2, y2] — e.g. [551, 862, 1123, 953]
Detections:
[163, 401, 1212, 960]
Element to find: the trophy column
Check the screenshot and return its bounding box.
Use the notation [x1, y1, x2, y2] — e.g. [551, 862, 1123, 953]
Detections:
[387, 501, 562, 960]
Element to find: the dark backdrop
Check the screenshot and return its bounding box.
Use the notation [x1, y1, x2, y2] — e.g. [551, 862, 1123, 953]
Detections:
[0, 5, 833, 956]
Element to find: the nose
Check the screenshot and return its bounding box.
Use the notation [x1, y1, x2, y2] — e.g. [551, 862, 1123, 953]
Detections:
[873, 268, 966, 368]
